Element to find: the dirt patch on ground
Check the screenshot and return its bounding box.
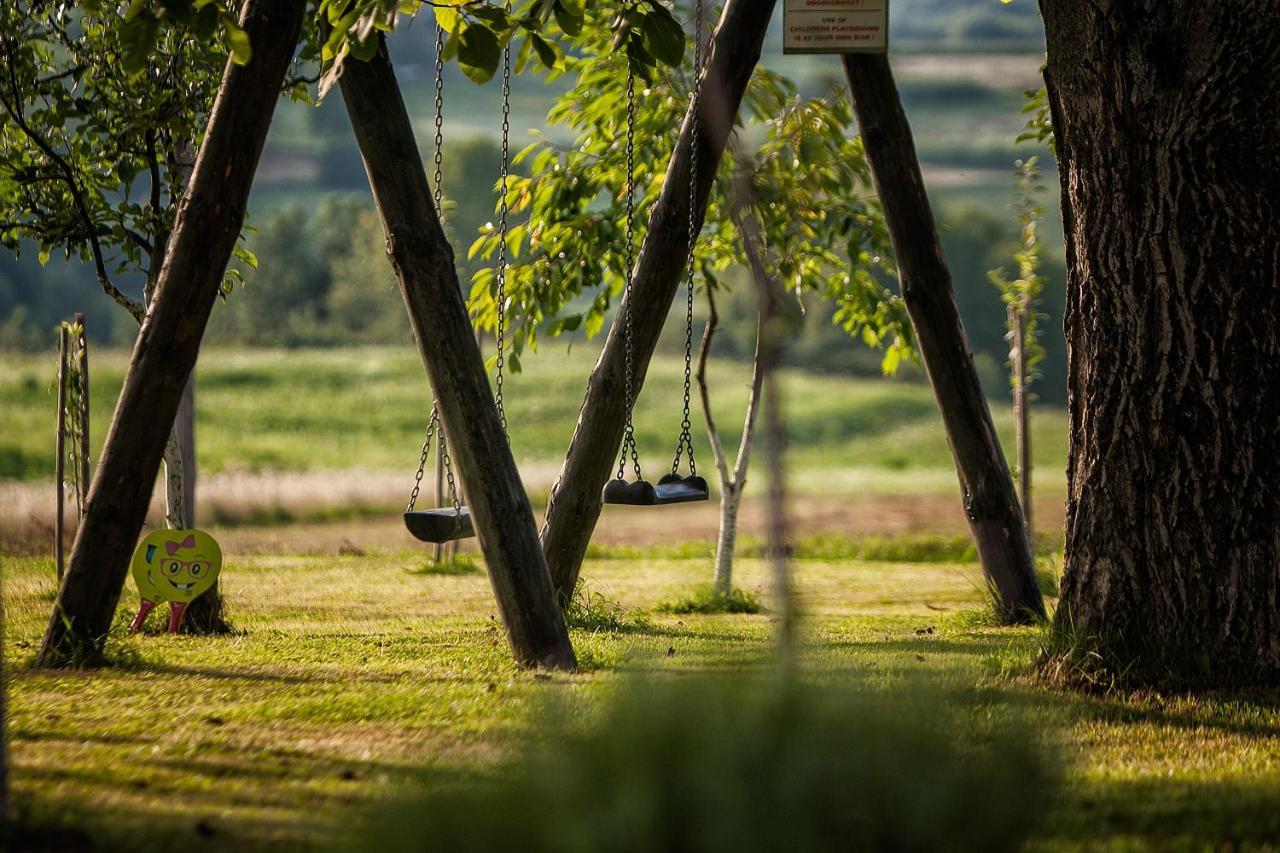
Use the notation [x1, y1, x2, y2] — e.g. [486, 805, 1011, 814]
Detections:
[2, 468, 1065, 557]
[207, 493, 1065, 557]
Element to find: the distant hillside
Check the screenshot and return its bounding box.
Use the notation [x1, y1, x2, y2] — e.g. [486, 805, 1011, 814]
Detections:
[757, 0, 1044, 55]
[884, 0, 1043, 50]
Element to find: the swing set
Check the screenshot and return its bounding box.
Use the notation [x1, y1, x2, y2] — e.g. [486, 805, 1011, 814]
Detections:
[403, 2, 709, 546]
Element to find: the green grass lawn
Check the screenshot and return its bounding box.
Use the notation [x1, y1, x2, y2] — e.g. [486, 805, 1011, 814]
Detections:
[9, 540, 1280, 851]
[0, 345, 1068, 496]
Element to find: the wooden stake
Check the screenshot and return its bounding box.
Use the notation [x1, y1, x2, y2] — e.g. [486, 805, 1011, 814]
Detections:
[55, 325, 68, 580]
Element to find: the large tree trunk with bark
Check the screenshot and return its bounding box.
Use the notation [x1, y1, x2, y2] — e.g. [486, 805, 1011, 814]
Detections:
[843, 54, 1045, 623]
[1041, 0, 1280, 683]
[35, 0, 306, 666]
[337, 37, 575, 670]
[540, 0, 777, 603]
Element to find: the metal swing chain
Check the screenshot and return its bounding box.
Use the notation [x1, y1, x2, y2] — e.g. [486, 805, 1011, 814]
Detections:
[616, 70, 643, 482]
[407, 408, 438, 512]
[408, 23, 461, 514]
[494, 33, 512, 434]
[672, 0, 704, 478]
[438, 421, 461, 515]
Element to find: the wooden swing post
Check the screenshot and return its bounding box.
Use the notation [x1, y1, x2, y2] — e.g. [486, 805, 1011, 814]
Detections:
[337, 36, 575, 670]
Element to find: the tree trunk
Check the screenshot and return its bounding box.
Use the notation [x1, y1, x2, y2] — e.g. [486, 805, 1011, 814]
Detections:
[540, 0, 777, 603]
[337, 37, 575, 670]
[35, 0, 306, 667]
[698, 288, 764, 597]
[1041, 0, 1280, 684]
[731, 175, 794, 662]
[842, 54, 1045, 624]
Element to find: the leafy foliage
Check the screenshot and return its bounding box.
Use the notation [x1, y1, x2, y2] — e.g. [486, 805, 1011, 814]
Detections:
[0, 1, 249, 319]
[467, 4, 912, 373]
[1016, 85, 1053, 150]
[988, 157, 1047, 399]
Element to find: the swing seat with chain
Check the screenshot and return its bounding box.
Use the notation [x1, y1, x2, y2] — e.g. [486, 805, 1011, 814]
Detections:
[402, 22, 513, 547]
[404, 506, 474, 543]
[602, 473, 709, 506]
[601, 22, 709, 510]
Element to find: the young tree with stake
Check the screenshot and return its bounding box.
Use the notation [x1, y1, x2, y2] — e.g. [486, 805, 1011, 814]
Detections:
[988, 157, 1046, 538]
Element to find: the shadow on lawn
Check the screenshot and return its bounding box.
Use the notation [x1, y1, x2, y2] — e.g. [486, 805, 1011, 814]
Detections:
[1045, 777, 1280, 848]
[14, 739, 430, 853]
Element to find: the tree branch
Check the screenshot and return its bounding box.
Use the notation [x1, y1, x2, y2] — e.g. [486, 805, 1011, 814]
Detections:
[696, 286, 733, 489]
[0, 38, 143, 322]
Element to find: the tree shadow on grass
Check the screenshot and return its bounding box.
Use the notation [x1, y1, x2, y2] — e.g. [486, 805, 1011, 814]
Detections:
[15, 743, 429, 853]
[1045, 777, 1280, 849]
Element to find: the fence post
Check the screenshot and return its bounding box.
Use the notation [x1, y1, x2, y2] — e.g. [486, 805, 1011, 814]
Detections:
[55, 324, 69, 580]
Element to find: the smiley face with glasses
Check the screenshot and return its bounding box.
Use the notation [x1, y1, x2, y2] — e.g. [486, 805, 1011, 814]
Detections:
[129, 529, 223, 633]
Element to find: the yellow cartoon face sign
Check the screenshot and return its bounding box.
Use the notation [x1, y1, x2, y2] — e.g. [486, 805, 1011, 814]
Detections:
[129, 529, 222, 633]
[132, 529, 221, 603]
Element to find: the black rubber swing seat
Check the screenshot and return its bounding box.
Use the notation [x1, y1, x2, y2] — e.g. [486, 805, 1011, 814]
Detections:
[403, 507, 475, 543]
[602, 473, 710, 506]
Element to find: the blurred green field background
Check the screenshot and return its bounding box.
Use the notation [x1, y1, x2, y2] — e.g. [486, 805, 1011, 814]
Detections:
[0, 345, 1066, 495]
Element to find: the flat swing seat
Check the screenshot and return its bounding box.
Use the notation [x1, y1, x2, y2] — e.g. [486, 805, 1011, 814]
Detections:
[602, 473, 710, 506]
[404, 507, 475, 543]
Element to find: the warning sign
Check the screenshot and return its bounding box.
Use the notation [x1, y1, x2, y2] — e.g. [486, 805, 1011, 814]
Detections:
[783, 0, 889, 54]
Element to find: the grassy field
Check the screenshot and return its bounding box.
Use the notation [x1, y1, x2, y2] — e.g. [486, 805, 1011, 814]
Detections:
[0, 345, 1068, 493]
[9, 542, 1280, 851]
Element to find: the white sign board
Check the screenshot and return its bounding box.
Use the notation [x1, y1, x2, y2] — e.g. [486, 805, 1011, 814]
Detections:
[783, 0, 889, 54]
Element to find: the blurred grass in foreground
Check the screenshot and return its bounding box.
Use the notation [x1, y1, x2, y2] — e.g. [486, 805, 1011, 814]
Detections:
[355, 674, 1058, 853]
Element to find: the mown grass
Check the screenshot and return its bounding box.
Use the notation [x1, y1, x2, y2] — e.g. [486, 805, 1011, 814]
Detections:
[8, 538, 1280, 851]
[0, 346, 1069, 495]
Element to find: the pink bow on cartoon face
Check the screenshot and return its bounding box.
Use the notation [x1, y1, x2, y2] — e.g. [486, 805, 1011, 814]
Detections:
[165, 534, 197, 555]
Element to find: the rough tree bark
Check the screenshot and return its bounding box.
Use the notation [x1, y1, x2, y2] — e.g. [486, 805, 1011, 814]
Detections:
[540, 0, 777, 603]
[1041, 0, 1280, 683]
[337, 37, 575, 670]
[35, 0, 306, 666]
[843, 54, 1045, 623]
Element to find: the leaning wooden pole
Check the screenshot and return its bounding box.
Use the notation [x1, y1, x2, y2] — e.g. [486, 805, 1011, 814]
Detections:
[539, 0, 777, 603]
[337, 37, 576, 670]
[35, 0, 307, 666]
[842, 54, 1044, 622]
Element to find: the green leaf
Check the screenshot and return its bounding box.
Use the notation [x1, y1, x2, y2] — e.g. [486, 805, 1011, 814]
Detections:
[119, 10, 161, 76]
[553, 0, 583, 36]
[458, 23, 501, 84]
[192, 3, 218, 41]
[640, 6, 684, 67]
[528, 31, 558, 71]
[224, 17, 253, 65]
[349, 33, 379, 62]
